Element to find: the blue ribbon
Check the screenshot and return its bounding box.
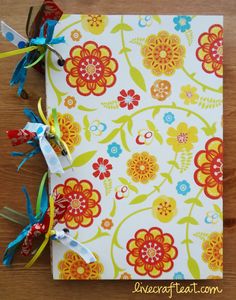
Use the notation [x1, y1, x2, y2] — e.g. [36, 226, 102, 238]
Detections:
[3, 180, 48, 266]
[10, 20, 65, 96]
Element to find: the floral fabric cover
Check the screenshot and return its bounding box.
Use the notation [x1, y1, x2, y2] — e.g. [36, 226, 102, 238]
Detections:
[46, 14, 223, 280]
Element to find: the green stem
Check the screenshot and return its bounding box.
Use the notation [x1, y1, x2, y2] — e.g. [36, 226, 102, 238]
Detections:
[129, 104, 211, 129]
[182, 66, 222, 94]
[120, 16, 132, 68]
[185, 189, 203, 258]
[111, 207, 151, 278]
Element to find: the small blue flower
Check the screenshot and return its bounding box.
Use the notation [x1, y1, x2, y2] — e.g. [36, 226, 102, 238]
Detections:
[176, 180, 191, 195]
[173, 272, 185, 280]
[173, 16, 192, 32]
[107, 142, 122, 158]
[138, 15, 152, 28]
[163, 112, 175, 124]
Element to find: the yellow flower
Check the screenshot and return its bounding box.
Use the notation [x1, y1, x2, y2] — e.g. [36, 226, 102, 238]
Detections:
[152, 195, 177, 222]
[127, 152, 159, 184]
[167, 122, 198, 152]
[48, 112, 81, 154]
[81, 15, 108, 35]
[202, 232, 223, 272]
[180, 85, 199, 105]
[64, 96, 76, 109]
[141, 31, 185, 76]
[70, 29, 82, 41]
[58, 251, 104, 279]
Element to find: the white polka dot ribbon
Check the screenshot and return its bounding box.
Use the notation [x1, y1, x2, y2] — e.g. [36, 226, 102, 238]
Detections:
[24, 122, 64, 174]
[1, 21, 27, 49]
[52, 230, 96, 264]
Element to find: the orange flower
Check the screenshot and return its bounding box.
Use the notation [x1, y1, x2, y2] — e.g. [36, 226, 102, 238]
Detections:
[150, 80, 171, 101]
[101, 218, 113, 230]
[58, 251, 104, 279]
[207, 275, 222, 279]
[126, 227, 178, 278]
[64, 96, 76, 109]
[64, 41, 118, 96]
[48, 112, 81, 154]
[53, 178, 101, 229]
[120, 272, 132, 279]
[70, 29, 82, 41]
[194, 137, 223, 200]
[202, 232, 223, 272]
[196, 24, 223, 78]
[127, 152, 159, 184]
[141, 31, 185, 76]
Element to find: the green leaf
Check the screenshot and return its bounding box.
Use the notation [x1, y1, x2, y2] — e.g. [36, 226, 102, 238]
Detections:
[184, 198, 203, 207]
[119, 47, 131, 54]
[178, 216, 199, 225]
[130, 194, 149, 204]
[84, 129, 91, 142]
[154, 185, 160, 192]
[99, 128, 120, 144]
[153, 15, 161, 24]
[201, 123, 216, 136]
[154, 130, 163, 145]
[101, 101, 120, 110]
[188, 257, 200, 279]
[103, 178, 112, 196]
[71, 151, 97, 168]
[110, 199, 117, 217]
[83, 115, 90, 128]
[160, 172, 172, 184]
[118, 177, 129, 185]
[113, 115, 130, 124]
[128, 184, 138, 194]
[146, 120, 156, 131]
[111, 23, 133, 33]
[152, 107, 160, 119]
[129, 66, 146, 92]
[168, 160, 180, 169]
[120, 129, 130, 152]
[213, 204, 223, 220]
[77, 105, 96, 112]
[127, 119, 133, 135]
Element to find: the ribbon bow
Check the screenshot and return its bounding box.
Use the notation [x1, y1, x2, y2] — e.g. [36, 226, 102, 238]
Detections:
[2, 173, 96, 267]
[6, 99, 71, 173]
[0, 0, 64, 97]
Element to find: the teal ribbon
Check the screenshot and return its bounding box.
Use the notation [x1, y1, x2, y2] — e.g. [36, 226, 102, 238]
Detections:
[3, 173, 48, 266]
[10, 19, 65, 96]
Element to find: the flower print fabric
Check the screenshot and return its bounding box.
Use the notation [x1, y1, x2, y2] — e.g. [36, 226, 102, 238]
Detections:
[48, 14, 223, 280]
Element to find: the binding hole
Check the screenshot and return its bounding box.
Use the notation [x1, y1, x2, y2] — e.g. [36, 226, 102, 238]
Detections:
[20, 89, 29, 99]
[57, 59, 65, 66]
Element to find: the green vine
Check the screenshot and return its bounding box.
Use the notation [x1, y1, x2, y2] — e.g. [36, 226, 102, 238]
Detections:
[82, 227, 110, 244]
[130, 153, 178, 205]
[111, 207, 151, 278]
[182, 66, 222, 94]
[178, 189, 203, 279]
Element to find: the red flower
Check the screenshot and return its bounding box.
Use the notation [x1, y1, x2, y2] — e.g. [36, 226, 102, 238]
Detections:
[117, 89, 141, 110]
[196, 24, 223, 78]
[126, 227, 178, 278]
[64, 41, 118, 96]
[194, 137, 223, 200]
[53, 178, 101, 229]
[92, 157, 112, 180]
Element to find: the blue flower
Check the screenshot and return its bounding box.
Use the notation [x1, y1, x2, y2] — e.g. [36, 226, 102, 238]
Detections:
[176, 180, 191, 195]
[138, 15, 152, 28]
[163, 112, 175, 124]
[173, 16, 192, 32]
[173, 272, 185, 280]
[107, 142, 122, 158]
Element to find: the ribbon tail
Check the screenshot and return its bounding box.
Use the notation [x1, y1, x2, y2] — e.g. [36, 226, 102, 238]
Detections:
[39, 136, 64, 174]
[1, 21, 27, 48]
[22, 187, 37, 224]
[3, 225, 30, 266]
[23, 108, 42, 123]
[10, 54, 28, 96]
